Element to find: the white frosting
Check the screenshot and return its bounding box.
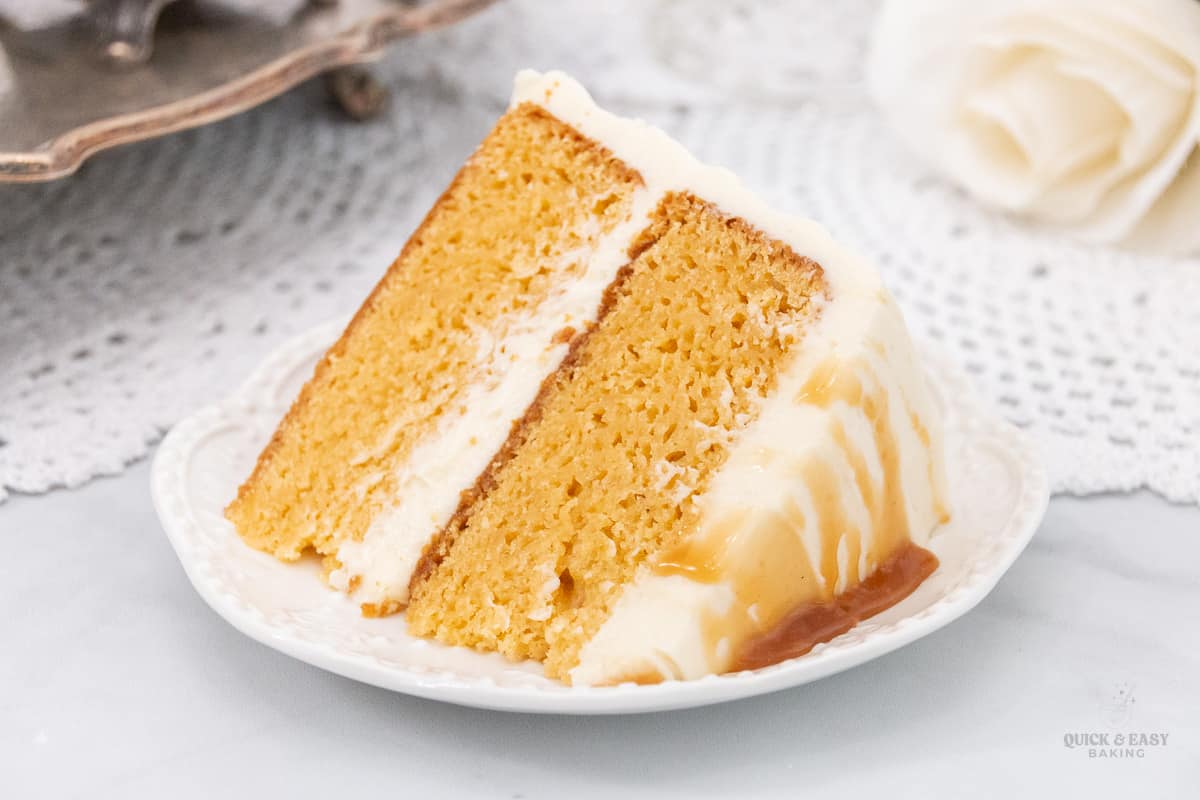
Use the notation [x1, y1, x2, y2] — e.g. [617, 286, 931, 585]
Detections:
[330, 185, 659, 607]
[506, 72, 949, 686]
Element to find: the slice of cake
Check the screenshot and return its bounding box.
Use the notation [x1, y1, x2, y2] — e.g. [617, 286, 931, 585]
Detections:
[227, 70, 950, 685]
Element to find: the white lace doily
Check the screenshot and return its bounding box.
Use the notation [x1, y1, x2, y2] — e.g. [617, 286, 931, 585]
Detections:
[2, 0, 1197, 503]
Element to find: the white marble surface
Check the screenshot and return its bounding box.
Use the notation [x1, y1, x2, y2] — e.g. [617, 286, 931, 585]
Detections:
[1, 459, 1197, 797]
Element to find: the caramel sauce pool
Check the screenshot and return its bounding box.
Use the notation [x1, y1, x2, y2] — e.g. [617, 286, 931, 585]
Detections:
[733, 542, 938, 671]
[653, 355, 946, 674]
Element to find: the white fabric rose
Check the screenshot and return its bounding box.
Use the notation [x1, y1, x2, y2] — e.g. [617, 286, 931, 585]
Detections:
[867, 0, 1200, 252]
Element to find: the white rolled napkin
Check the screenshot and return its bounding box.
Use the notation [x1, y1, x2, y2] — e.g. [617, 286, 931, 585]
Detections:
[867, 0, 1200, 253]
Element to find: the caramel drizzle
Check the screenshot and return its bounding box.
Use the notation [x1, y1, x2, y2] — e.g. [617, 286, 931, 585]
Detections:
[792, 359, 911, 587]
[651, 354, 946, 675]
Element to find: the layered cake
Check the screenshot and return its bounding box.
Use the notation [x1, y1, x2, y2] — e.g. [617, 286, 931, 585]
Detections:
[226, 70, 950, 685]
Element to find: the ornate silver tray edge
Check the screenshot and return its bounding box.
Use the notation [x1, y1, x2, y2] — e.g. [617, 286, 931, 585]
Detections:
[0, 0, 496, 183]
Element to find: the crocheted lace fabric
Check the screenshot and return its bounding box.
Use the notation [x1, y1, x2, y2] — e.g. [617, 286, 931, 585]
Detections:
[1, 0, 1196, 503]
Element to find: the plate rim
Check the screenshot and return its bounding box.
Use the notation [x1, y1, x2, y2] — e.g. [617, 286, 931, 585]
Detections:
[151, 319, 1050, 714]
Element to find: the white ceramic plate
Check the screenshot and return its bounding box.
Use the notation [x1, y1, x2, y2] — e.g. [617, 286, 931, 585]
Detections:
[151, 319, 1049, 714]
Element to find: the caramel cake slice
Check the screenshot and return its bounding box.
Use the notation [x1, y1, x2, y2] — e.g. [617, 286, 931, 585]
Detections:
[227, 71, 950, 684]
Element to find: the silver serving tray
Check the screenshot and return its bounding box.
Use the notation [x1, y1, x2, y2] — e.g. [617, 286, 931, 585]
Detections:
[0, 0, 497, 182]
